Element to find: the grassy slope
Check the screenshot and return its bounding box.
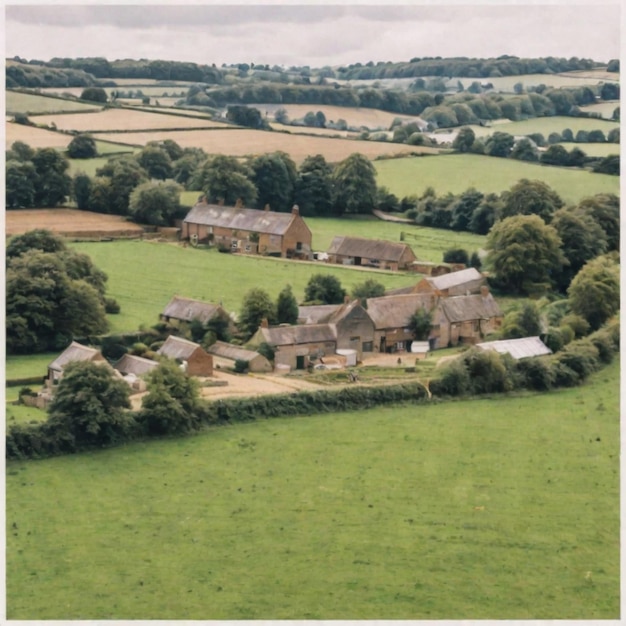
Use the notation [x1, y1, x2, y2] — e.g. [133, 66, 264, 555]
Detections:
[469, 116, 620, 139]
[6, 90, 101, 115]
[6, 359, 619, 620]
[375, 154, 619, 204]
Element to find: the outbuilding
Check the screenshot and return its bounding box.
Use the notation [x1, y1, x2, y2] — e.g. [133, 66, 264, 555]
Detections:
[207, 340, 273, 373]
[326, 236, 416, 271]
[157, 335, 214, 377]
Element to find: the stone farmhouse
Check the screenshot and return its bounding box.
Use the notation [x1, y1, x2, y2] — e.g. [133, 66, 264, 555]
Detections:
[207, 340, 272, 373]
[476, 336, 552, 360]
[326, 236, 416, 270]
[182, 201, 312, 259]
[46, 341, 108, 387]
[157, 335, 214, 377]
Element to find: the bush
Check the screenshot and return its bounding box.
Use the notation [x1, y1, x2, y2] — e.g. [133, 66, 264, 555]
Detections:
[560, 313, 590, 338]
[588, 331, 616, 364]
[542, 327, 564, 353]
[234, 359, 249, 373]
[556, 340, 600, 380]
[462, 348, 513, 394]
[516, 357, 554, 391]
[104, 297, 121, 314]
[558, 324, 575, 346]
[430, 359, 470, 396]
[550, 360, 581, 387]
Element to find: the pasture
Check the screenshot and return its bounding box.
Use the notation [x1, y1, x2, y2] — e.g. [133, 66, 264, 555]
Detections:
[6, 359, 619, 619]
[90, 128, 434, 164]
[6, 91, 102, 115]
[557, 142, 620, 158]
[5, 122, 73, 150]
[374, 154, 620, 204]
[469, 116, 620, 139]
[578, 101, 620, 119]
[269, 122, 360, 138]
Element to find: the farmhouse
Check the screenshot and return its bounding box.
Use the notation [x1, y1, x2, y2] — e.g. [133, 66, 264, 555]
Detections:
[182, 201, 312, 259]
[476, 336, 552, 360]
[207, 340, 272, 373]
[365, 293, 438, 353]
[113, 354, 159, 391]
[326, 236, 416, 270]
[415, 267, 486, 297]
[46, 341, 107, 386]
[157, 335, 213, 377]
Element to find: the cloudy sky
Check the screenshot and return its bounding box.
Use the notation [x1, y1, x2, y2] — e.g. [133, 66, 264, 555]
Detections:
[4, 2, 622, 68]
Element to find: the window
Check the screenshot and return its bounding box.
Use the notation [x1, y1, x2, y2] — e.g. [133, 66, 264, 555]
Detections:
[296, 241, 302, 250]
[362, 341, 373, 352]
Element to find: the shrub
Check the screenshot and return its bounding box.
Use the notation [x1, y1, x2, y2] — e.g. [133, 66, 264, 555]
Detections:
[558, 324, 575, 346]
[431, 359, 470, 396]
[462, 348, 513, 394]
[257, 342, 275, 362]
[560, 313, 590, 338]
[516, 357, 554, 391]
[104, 297, 121, 314]
[234, 359, 249, 373]
[550, 360, 581, 387]
[588, 331, 616, 364]
[556, 340, 600, 380]
[542, 327, 564, 353]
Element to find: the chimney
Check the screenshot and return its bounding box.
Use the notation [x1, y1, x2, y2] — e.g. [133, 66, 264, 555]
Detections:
[235, 198, 243, 209]
[260, 318, 269, 328]
[344, 295, 351, 304]
[480, 285, 489, 298]
[264, 203, 270, 212]
[291, 204, 300, 216]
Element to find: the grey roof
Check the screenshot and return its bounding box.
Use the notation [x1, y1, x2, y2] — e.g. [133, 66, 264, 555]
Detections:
[162, 296, 222, 323]
[258, 324, 337, 346]
[476, 337, 552, 360]
[113, 354, 159, 376]
[441, 293, 502, 323]
[326, 299, 366, 324]
[366, 294, 435, 329]
[298, 304, 341, 324]
[384, 284, 416, 296]
[327, 236, 414, 262]
[184, 203, 297, 236]
[157, 335, 202, 360]
[207, 340, 266, 363]
[49, 341, 102, 372]
[426, 267, 484, 291]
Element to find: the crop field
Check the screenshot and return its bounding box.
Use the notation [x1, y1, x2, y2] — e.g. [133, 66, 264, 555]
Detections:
[69, 240, 419, 333]
[6, 359, 619, 619]
[136, 105, 213, 117]
[579, 101, 620, 119]
[5, 122, 73, 150]
[90, 128, 434, 164]
[6, 91, 102, 115]
[375, 154, 620, 204]
[557, 142, 620, 157]
[32, 108, 227, 133]
[469, 116, 620, 139]
[269, 122, 360, 138]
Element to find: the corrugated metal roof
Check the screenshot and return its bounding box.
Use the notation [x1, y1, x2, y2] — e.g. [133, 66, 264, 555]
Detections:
[49, 341, 102, 372]
[162, 296, 221, 323]
[207, 341, 266, 363]
[157, 335, 201, 360]
[427, 267, 484, 291]
[476, 336, 552, 360]
[327, 236, 414, 262]
[366, 294, 435, 329]
[183, 203, 296, 235]
[113, 354, 159, 376]
[260, 324, 337, 346]
[441, 293, 502, 323]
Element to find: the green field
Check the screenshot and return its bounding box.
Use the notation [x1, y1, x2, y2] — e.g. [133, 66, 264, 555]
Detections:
[470, 116, 620, 140]
[375, 154, 619, 204]
[6, 359, 619, 619]
[579, 101, 620, 120]
[6, 91, 101, 115]
[557, 142, 620, 157]
[6, 352, 57, 381]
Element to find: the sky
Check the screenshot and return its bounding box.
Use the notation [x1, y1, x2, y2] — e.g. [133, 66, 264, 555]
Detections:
[3, 2, 622, 68]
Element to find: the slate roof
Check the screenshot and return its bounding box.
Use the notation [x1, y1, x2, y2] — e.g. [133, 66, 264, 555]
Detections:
[157, 335, 202, 360]
[257, 324, 337, 346]
[426, 267, 484, 291]
[49, 341, 102, 372]
[162, 296, 222, 324]
[207, 341, 266, 363]
[365, 294, 435, 329]
[183, 203, 296, 235]
[476, 337, 552, 360]
[298, 304, 341, 325]
[113, 354, 159, 376]
[327, 236, 414, 262]
[440, 293, 502, 323]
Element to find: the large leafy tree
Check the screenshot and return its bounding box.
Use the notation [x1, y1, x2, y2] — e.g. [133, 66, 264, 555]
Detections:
[408, 307, 433, 341]
[239, 288, 276, 339]
[484, 131, 515, 157]
[294, 154, 334, 216]
[31, 147, 72, 207]
[250, 151, 297, 213]
[72, 172, 92, 210]
[192, 155, 257, 207]
[67, 134, 97, 159]
[304, 274, 347, 304]
[468, 193, 501, 235]
[6, 228, 67, 259]
[351, 279, 386, 304]
[500, 302, 543, 339]
[95, 155, 148, 215]
[500, 178, 563, 223]
[137, 145, 173, 180]
[576, 194, 620, 251]
[128, 180, 182, 226]
[332, 152, 377, 215]
[450, 188, 483, 231]
[275, 284, 299, 324]
[568, 255, 620, 330]
[452, 126, 475, 152]
[485, 214, 566, 295]
[6, 159, 37, 208]
[47, 361, 131, 447]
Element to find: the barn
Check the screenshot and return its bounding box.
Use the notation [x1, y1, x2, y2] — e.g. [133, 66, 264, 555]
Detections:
[415, 267, 486, 297]
[47, 341, 107, 387]
[207, 341, 273, 373]
[326, 236, 416, 271]
[476, 336, 552, 360]
[157, 336, 214, 377]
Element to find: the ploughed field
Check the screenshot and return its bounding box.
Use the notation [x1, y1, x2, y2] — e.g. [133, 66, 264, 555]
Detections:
[6, 360, 619, 619]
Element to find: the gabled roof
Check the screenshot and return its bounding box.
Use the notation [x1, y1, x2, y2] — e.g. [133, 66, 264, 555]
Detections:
[162, 296, 223, 324]
[476, 337, 552, 360]
[326, 299, 368, 325]
[298, 304, 341, 325]
[257, 324, 337, 346]
[49, 341, 102, 372]
[113, 353, 159, 376]
[441, 293, 502, 323]
[207, 341, 266, 363]
[157, 335, 203, 360]
[327, 236, 414, 262]
[426, 267, 484, 291]
[365, 294, 435, 329]
[183, 203, 297, 236]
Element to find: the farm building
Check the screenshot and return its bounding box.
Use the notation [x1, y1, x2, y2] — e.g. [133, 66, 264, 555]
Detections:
[157, 335, 213, 377]
[160, 295, 230, 325]
[476, 336, 552, 360]
[113, 354, 159, 392]
[409, 261, 464, 276]
[207, 340, 272, 373]
[182, 202, 312, 259]
[365, 293, 438, 353]
[415, 267, 486, 297]
[435, 287, 503, 348]
[46, 341, 107, 387]
[248, 322, 337, 371]
[297, 304, 342, 325]
[326, 236, 416, 270]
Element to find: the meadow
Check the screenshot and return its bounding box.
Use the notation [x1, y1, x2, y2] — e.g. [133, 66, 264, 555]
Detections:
[557, 142, 620, 158]
[5, 122, 73, 150]
[6, 90, 101, 115]
[6, 359, 619, 619]
[375, 153, 619, 204]
[579, 101, 620, 119]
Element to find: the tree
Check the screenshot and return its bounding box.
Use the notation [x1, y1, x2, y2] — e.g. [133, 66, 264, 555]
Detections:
[500, 302, 542, 338]
[568, 255, 620, 330]
[468, 193, 500, 235]
[274, 107, 288, 123]
[6, 228, 67, 259]
[607, 128, 619, 143]
[304, 274, 347, 304]
[226, 105, 267, 129]
[31, 148, 72, 207]
[510, 138, 539, 162]
[443, 248, 469, 265]
[351, 279, 385, 304]
[408, 307, 432, 341]
[79, 87, 108, 103]
[592, 154, 619, 175]
[137, 145, 173, 180]
[485, 214, 566, 295]
[576, 194, 620, 251]
[5, 159, 36, 208]
[450, 188, 483, 231]
[567, 146, 587, 167]
[72, 172, 92, 210]
[540, 144, 570, 166]
[139, 360, 200, 435]
[47, 361, 131, 447]
[587, 129, 606, 143]
[294, 154, 333, 216]
[239, 288, 276, 339]
[500, 178, 563, 223]
[95, 155, 148, 215]
[128, 181, 182, 226]
[452, 126, 475, 152]
[7, 140, 35, 162]
[250, 151, 297, 213]
[484, 131, 515, 157]
[332, 153, 377, 215]
[67, 134, 97, 159]
[275, 285, 299, 324]
[192, 155, 257, 207]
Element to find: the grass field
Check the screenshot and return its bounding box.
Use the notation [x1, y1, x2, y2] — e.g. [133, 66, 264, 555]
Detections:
[269, 122, 360, 138]
[557, 142, 620, 157]
[375, 154, 620, 204]
[6, 352, 58, 381]
[5, 122, 73, 150]
[578, 101, 620, 120]
[6, 91, 102, 115]
[6, 359, 619, 619]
